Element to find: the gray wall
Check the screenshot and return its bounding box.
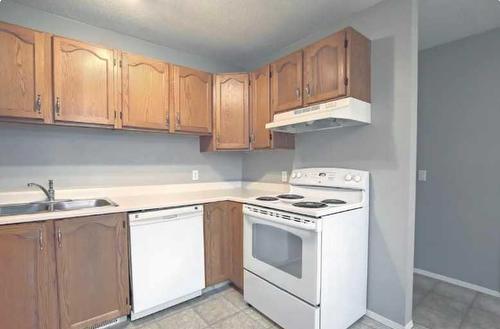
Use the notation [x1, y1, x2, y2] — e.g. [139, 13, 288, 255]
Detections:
[0, 1, 243, 192]
[416, 28, 500, 292]
[0, 123, 242, 191]
[0, 1, 242, 72]
[243, 0, 419, 325]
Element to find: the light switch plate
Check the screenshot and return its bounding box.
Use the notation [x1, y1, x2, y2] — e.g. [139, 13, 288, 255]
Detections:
[281, 171, 288, 182]
[192, 170, 199, 181]
[418, 170, 427, 181]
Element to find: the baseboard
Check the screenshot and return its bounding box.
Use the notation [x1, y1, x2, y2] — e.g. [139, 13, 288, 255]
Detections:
[366, 310, 414, 329]
[414, 268, 500, 298]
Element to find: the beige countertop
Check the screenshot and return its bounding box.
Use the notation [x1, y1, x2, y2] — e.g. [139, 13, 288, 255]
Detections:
[0, 181, 288, 226]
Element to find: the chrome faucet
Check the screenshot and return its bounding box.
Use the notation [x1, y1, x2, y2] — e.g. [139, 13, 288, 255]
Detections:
[27, 180, 55, 202]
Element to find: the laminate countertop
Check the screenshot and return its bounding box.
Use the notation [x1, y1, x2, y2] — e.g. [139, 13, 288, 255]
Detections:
[0, 181, 288, 226]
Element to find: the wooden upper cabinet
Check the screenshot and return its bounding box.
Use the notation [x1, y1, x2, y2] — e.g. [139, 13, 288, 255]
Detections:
[172, 65, 212, 134]
[53, 36, 116, 126]
[213, 73, 249, 150]
[250, 65, 272, 149]
[55, 213, 130, 329]
[303, 31, 346, 104]
[271, 51, 303, 114]
[0, 22, 51, 122]
[121, 53, 170, 130]
[0, 222, 58, 329]
[204, 202, 232, 286]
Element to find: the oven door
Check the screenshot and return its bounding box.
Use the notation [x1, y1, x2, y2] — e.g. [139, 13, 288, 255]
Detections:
[243, 207, 321, 305]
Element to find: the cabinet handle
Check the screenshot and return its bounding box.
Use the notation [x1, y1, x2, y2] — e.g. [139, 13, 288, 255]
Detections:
[166, 112, 170, 127]
[295, 88, 301, 99]
[176, 112, 180, 127]
[57, 228, 62, 247]
[55, 97, 61, 116]
[216, 134, 220, 144]
[305, 84, 311, 97]
[34, 95, 42, 113]
[39, 229, 44, 251]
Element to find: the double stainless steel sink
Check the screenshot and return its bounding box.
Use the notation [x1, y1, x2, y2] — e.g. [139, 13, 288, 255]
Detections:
[0, 198, 118, 217]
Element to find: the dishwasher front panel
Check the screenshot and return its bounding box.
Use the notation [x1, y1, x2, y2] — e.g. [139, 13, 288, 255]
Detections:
[129, 205, 205, 320]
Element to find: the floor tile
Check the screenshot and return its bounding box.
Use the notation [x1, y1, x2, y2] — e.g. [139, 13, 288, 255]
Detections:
[460, 308, 500, 329]
[413, 293, 468, 329]
[414, 274, 438, 294]
[433, 281, 476, 304]
[358, 315, 392, 329]
[210, 311, 265, 329]
[244, 307, 276, 328]
[193, 295, 239, 324]
[473, 293, 500, 317]
[222, 288, 250, 310]
[413, 288, 428, 308]
[155, 309, 208, 329]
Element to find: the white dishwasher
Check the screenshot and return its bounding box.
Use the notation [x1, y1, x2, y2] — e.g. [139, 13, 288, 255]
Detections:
[129, 205, 205, 320]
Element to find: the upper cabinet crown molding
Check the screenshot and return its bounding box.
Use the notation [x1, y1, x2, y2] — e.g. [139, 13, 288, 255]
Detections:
[171, 65, 213, 135]
[121, 52, 170, 131]
[52, 36, 117, 126]
[0, 22, 52, 123]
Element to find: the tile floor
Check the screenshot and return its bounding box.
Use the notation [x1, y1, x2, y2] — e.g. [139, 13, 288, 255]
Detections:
[117, 274, 500, 329]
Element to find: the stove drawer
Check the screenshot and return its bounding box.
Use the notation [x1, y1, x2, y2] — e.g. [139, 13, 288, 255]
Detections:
[244, 270, 319, 329]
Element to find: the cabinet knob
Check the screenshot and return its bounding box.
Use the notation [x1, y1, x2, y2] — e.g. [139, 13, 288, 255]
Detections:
[305, 84, 311, 97]
[57, 228, 63, 247]
[34, 95, 42, 113]
[295, 88, 301, 99]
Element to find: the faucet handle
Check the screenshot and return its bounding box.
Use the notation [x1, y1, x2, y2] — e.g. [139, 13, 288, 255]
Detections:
[48, 180, 54, 188]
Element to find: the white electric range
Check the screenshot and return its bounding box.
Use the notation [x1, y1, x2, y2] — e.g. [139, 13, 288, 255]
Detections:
[243, 168, 369, 329]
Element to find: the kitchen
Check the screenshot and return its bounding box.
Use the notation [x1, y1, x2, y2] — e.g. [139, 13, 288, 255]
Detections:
[1, 1, 499, 329]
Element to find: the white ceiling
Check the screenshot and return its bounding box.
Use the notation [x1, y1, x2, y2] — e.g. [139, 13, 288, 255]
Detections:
[9, 0, 383, 69]
[419, 0, 500, 50]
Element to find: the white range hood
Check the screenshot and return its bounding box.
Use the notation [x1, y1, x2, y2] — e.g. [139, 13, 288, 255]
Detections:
[266, 97, 371, 134]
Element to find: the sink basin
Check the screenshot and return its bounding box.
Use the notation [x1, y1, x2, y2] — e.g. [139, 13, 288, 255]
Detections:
[0, 198, 118, 217]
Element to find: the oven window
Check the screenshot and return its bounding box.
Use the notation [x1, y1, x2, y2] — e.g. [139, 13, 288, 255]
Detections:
[252, 223, 303, 278]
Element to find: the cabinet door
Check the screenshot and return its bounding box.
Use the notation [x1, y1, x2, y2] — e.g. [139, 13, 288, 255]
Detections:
[0, 222, 58, 329]
[227, 202, 244, 290]
[271, 51, 303, 114]
[204, 202, 232, 286]
[55, 213, 130, 329]
[172, 65, 212, 134]
[250, 65, 272, 149]
[122, 53, 170, 130]
[303, 31, 346, 104]
[53, 37, 116, 126]
[214, 73, 249, 150]
[0, 22, 50, 121]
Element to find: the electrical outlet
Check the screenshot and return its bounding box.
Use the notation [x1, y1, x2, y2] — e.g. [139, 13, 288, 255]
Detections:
[281, 171, 288, 182]
[192, 170, 199, 181]
[418, 170, 427, 182]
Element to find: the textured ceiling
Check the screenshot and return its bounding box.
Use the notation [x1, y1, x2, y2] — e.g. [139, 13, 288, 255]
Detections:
[10, 0, 383, 69]
[419, 0, 500, 50]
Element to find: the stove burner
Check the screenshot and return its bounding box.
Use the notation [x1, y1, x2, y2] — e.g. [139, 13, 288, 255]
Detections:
[293, 202, 328, 209]
[277, 194, 304, 200]
[321, 199, 347, 205]
[256, 196, 279, 201]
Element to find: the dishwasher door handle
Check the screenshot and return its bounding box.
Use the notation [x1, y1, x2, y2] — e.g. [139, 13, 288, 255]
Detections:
[129, 210, 202, 226]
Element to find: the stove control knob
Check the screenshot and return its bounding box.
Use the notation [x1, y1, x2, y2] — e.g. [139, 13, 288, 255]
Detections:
[296, 172, 303, 178]
[291, 172, 297, 178]
[354, 175, 361, 183]
[345, 174, 352, 182]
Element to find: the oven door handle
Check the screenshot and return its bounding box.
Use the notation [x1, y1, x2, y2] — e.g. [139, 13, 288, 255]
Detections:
[243, 207, 320, 232]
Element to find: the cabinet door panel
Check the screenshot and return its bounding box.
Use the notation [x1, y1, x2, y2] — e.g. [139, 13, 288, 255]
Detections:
[0, 23, 49, 121]
[172, 66, 212, 134]
[122, 53, 169, 130]
[0, 222, 58, 329]
[250, 65, 272, 149]
[304, 31, 346, 104]
[204, 202, 232, 286]
[271, 51, 303, 114]
[53, 37, 115, 125]
[214, 73, 249, 150]
[228, 202, 243, 290]
[55, 213, 129, 329]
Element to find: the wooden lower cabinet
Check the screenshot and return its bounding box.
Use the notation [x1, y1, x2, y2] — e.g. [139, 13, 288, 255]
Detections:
[55, 213, 130, 329]
[0, 213, 130, 329]
[0, 221, 58, 329]
[204, 201, 244, 290]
